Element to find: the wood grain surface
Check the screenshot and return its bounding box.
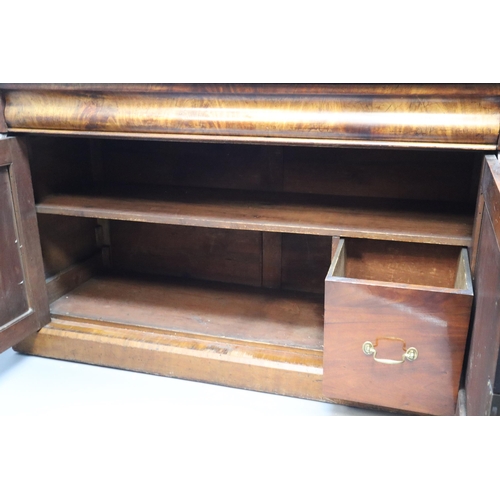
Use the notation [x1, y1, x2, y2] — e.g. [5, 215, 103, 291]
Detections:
[35, 185, 473, 246]
[109, 222, 263, 287]
[323, 240, 473, 415]
[97, 139, 479, 203]
[465, 155, 500, 415]
[340, 239, 464, 288]
[26, 136, 93, 202]
[0, 94, 6, 133]
[49, 273, 324, 350]
[0, 138, 49, 353]
[482, 156, 500, 244]
[2, 84, 500, 95]
[3, 84, 496, 411]
[283, 146, 480, 203]
[281, 234, 332, 294]
[0, 166, 29, 325]
[37, 214, 99, 279]
[15, 316, 324, 401]
[100, 140, 284, 193]
[2, 87, 499, 147]
[465, 208, 500, 415]
[45, 253, 103, 304]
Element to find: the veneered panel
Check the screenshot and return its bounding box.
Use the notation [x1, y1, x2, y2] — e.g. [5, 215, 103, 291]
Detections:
[4, 90, 500, 146]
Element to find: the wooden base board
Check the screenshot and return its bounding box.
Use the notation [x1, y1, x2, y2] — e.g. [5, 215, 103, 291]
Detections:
[14, 317, 325, 401]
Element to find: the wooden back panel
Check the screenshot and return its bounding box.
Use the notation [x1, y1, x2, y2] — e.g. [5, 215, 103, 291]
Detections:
[27, 136, 94, 202]
[37, 214, 99, 279]
[284, 147, 480, 203]
[110, 221, 263, 287]
[101, 140, 284, 192]
[97, 140, 480, 206]
[109, 221, 331, 294]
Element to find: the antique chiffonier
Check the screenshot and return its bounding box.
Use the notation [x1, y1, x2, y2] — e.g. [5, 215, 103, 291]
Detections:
[1, 84, 499, 416]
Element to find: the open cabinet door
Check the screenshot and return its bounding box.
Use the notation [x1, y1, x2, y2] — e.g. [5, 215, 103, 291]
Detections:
[0, 137, 49, 353]
[465, 154, 500, 415]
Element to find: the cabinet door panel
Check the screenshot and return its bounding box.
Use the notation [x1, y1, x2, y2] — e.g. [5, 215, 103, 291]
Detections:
[465, 155, 500, 415]
[0, 138, 49, 353]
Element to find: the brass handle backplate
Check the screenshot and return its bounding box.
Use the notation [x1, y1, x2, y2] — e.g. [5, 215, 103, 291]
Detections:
[362, 337, 418, 365]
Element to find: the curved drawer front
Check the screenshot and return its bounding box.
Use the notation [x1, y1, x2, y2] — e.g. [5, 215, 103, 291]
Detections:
[2, 86, 499, 148]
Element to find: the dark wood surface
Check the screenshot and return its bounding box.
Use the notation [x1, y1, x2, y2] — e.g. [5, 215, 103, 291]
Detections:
[482, 156, 500, 245]
[110, 222, 263, 287]
[98, 140, 479, 203]
[0, 138, 49, 353]
[49, 273, 324, 350]
[3, 85, 498, 413]
[2, 84, 500, 95]
[2, 86, 499, 147]
[45, 253, 103, 304]
[37, 214, 99, 279]
[262, 233, 282, 289]
[340, 239, 464, 288]
[283, 146, 480, 203]
[36, 185, 473, 246]
[15, 315, 324, 401]
[323, 240, 473, 415]
[26, 136, 93, 203]
[466, 155, 500, 415]
[100, 140, 284, 193]
[465, 208, 500, 415]
[0, 93, 6, 133]
[281, 234, 332, 294]
[0, 166, 29, 325]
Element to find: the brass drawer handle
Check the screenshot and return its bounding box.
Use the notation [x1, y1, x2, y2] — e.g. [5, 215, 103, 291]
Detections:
[362, 337, 418, 364]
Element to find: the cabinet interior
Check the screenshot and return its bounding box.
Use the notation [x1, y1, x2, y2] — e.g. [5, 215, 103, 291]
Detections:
[26, 136, 482, 350]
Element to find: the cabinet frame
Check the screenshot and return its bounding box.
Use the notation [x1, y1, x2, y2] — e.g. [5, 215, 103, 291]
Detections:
[1, 85, 500, 415]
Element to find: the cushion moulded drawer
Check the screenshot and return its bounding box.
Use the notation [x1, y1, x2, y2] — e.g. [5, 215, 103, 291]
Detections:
[323, 239, 473, 415]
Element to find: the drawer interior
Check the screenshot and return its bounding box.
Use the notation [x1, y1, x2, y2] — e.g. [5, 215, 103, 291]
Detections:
[328, 238, 472, 290]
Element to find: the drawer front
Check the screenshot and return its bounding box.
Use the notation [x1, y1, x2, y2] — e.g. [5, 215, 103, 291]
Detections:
[323, 241, 473, 415]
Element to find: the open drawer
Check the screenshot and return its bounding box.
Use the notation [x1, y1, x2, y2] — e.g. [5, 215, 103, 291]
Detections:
[323, 239, 473, 415]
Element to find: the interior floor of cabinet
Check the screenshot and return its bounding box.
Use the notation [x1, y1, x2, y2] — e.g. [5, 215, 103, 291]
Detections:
[49, 273, 324, 350]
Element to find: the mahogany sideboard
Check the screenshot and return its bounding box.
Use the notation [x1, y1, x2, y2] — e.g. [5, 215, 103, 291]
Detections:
[1, 84, 499, 416]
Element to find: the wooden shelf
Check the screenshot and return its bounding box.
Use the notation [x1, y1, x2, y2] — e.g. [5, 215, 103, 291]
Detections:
[36, 185, 474, 246]
[49, 273, 324, 351]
